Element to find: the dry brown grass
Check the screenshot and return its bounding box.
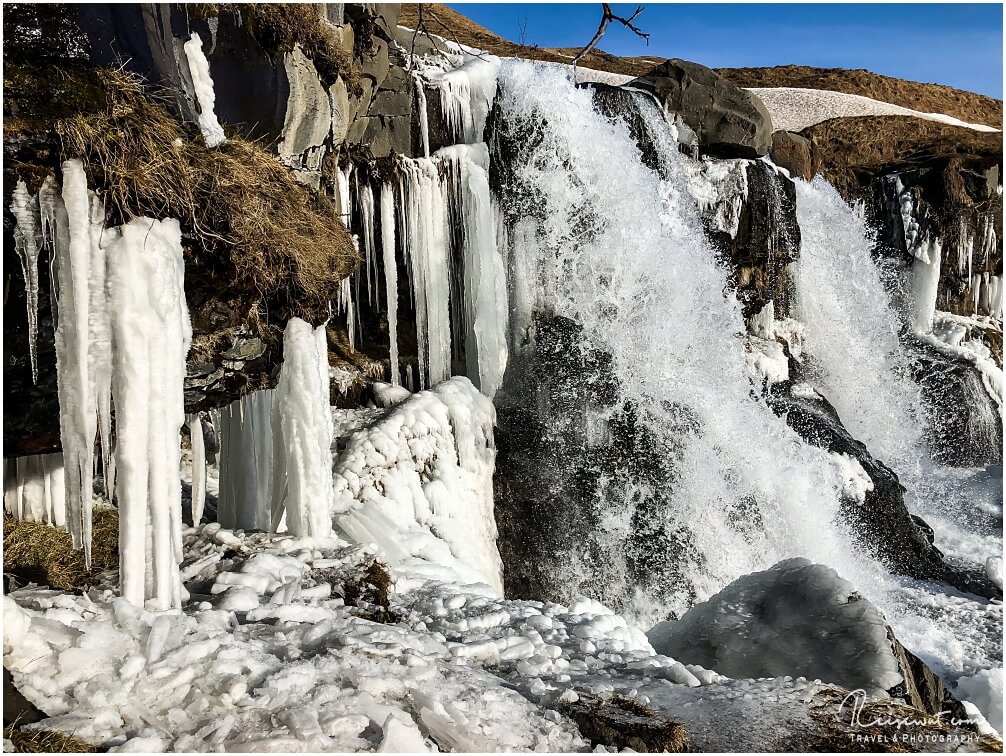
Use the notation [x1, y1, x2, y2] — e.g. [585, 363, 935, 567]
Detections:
[39, 67, 357, 314]
[3, 510, 118, 591]
[3, 723, 96, 754]
[800, 115, 1002, 198]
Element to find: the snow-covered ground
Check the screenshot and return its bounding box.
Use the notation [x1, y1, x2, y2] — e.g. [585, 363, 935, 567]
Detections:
[750, 86, 1000, 133]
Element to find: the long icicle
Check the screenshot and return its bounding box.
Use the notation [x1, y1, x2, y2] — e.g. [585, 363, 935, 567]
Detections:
[381, 182, 401, 386]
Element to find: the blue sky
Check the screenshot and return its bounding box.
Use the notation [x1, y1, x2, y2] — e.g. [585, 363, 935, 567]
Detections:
[447, 3, 1004, 98]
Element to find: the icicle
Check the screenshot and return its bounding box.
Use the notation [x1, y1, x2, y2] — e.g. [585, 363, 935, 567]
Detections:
[400, 158, 452, 387]
[271, 319, 334, 537]
[415, 74, 431, 158]
[54, 159, 102, 566]
[105, 216, 190, 610]
[406, 363, 415, 393]
[359, 179, 378, 309]
[443, 145, 509, 398]
[39, 176, 61, 326]
[187, 414, 207, 525]
[87, 193, 114, 500]
[182, 32, 226, 148]
[381, 182, 401, 385]
[217, 391, 274, 531]
[10, 181, 42, 383]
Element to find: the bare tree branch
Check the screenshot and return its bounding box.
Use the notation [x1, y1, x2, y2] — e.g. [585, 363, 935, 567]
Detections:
[572, 3, 650, 71]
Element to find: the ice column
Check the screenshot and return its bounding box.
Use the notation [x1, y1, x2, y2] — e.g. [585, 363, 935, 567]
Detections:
[447, 145, 508, 398]
[182, 32, 226, 148]
[381, 183, 401, 386]
[400, 158, 452, 387]
[10, 180, 42, 383]
[271, 318, 334, 537]
[105, 217, 191, 610]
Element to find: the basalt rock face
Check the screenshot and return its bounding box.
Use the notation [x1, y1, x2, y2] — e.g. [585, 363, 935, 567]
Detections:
[767, 379, 1001, 600]
[629, 59, 774, 159]
[770, 130, 816, 181]
[494, 315, 706, 614]
[698, 160, 802, 320]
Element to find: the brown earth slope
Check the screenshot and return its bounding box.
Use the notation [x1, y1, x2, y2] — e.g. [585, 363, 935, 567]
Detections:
[399, 3, 662, 76]
[718, 65, 1002, 129]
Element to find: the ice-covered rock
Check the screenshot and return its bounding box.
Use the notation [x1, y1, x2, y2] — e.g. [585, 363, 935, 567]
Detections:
[647, 559, 904, 698]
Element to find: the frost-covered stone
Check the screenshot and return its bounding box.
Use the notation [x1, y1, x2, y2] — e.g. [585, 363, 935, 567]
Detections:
[647, 559, 904, 698]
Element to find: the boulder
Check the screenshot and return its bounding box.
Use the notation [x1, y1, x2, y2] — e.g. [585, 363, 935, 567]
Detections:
[648, 558, 972, 720]
[629, 59, 773, 159]
[770, 130, 816, 181]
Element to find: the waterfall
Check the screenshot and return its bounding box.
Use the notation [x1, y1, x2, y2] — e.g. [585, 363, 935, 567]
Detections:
[793, 177, 925, 469]
[492, 62, 866, 623]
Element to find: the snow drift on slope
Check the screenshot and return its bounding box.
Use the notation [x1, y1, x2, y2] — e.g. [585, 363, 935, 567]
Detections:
[751, 87, 1000, 133]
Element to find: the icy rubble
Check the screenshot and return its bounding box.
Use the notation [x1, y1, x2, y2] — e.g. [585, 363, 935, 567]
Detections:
[7, 527, 992, 752]
[333, 377, 503, 595]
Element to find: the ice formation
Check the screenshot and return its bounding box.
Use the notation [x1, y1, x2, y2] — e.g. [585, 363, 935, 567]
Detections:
[51, 160, 108, 566]
[217, 391, 275, 532]
[334, 377, 503, 593]
[399, 157, 452, 387]
[647, 558, 904, 698]
[105, 216, 191, 610]
[426, 54, 501, 144]
[3, 453, 66, 527]
[956, 668, 1004, 736]
[10, 180, 42, 383]
[182, 32, 226, 148]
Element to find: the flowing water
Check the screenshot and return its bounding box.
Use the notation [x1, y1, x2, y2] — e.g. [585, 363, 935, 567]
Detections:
[493, 61, 881, 624]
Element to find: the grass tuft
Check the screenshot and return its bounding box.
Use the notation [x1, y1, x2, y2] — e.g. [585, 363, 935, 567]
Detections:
[3, 510, 118, 591]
